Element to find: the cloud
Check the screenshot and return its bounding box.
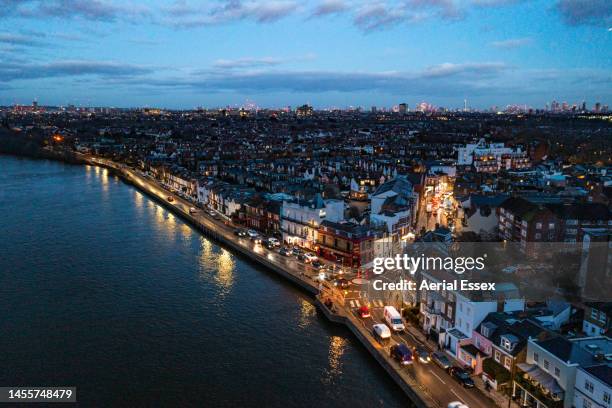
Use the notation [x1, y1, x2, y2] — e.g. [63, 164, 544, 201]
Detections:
[353, 3, 407, 31]
[311, 0, 350, 17]
[554, 0, 612, 26]
[407, 0, 464, 20]
[422, 62, 508, 78]
[0, 60, 154, 82]
[0, 0, 150, 22]
[471, 0, 525, 6]
[0, 32, 47, 47]
[163, 0, 299, 27]
[490, 37, 533, 49]
[212, 57, 286, 69]
[211, 54, 316, 70]
[102, 60, 511, 98]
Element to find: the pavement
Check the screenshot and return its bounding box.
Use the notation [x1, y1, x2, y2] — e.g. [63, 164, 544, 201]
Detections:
[88, 157, 509, 408]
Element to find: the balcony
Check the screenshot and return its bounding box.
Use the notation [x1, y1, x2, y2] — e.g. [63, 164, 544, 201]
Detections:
[513, 369, 564, 408]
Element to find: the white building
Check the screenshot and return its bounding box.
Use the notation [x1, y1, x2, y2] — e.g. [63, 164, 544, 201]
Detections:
[370, 176, 418, 240]
[574, 365, 612, 408]
[281, 194, 344, 249]
[420, 265, 524, 353]
[457, 138, 530, 172]
[447, 286, 524, 359]
[517, 336, 612, 408]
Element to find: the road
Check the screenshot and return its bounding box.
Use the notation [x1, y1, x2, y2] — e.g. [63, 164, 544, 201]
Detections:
[89, 157, 498, 408]
[355, 306, 492, 408]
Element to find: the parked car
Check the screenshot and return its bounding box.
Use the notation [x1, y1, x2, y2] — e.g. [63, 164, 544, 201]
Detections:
[431, 351, 452, 370]
[448, 402, 469, 408]
[390, 343, 413, 365]
[383, 306, 405, 332]
[334, 278, 350, 289]
[189, 207, 198, 214]
[267, 237, 281, 247]
[450, 367, 475, 388]
[303, 253, 318, 263]
[279, 247, 291, 256]
[247, 230, 259, 239]
[208, 209, 216, 216]
[310, 260, 324, 269]
[296, 254, 306, 262]
[167, 196, 174, 202]
[358, 305, 371, 318]
[372, 324, 391, 341]
[413, 346, 431, 363]
[291, 247, 303, 257]
[264, 240, 275, 250]
[234, 229, 247, 237]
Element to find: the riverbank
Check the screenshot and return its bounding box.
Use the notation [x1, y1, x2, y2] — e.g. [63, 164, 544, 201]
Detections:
[82, 155, 435, 408]
[0, 130, 86, 164]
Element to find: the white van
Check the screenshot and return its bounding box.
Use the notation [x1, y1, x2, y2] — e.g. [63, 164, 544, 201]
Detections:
[383, 306, 405, 332]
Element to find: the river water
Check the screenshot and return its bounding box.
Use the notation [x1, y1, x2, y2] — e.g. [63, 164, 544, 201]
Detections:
[0, 155, 411, 407]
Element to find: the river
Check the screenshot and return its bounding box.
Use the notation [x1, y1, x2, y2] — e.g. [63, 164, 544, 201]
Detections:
[0, 155, 412, 407]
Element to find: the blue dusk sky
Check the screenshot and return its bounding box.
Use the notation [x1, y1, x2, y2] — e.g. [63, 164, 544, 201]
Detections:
[0, 0, 610, 109]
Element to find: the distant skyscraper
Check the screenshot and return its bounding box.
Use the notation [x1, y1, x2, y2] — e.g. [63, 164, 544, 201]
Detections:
[398, 103, 407, 114]
[371, 106, 377, 113]
[581, 101, 586, 111]
[594, 102, 601, 113]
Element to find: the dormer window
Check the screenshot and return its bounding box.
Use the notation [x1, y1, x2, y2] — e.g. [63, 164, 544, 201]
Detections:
[500, 334, 518, 352]
[481, 322, 497, 338]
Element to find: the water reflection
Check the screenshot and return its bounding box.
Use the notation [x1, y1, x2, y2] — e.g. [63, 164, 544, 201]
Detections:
[134, 191, 144, 211]
[198, 238, 235, 294]
[216, 249, 235, 291]
[180, 223, 192, 240]
[322, 336, 347, 385]
[298, 299, 316, 329]
[100, 168, 109, 193]
[201, 238, 212, 259]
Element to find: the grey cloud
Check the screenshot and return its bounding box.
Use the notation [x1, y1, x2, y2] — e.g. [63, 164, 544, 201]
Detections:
[0, 0, 150, 22]
[471, 0, 525, 6]
[407, 0, 464, 20]
[212, 57, 285, 69]
[353, 3, 406, 31]
[116, 62, 511, 96]
[0, 60, 154, 82]
[0, 32, 47, 47]
[164, 0, 299, 27]
[211, 53, 316, 69]
[422, 62, 508, 78]
[555, 0, 612, 26]
[311, 0, 350, 17]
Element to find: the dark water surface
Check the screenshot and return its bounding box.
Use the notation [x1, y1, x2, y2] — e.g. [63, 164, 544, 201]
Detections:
[0, 156, 411, 407]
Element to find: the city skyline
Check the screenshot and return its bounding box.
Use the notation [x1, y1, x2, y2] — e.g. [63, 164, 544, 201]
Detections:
[0, 0, 611, 108]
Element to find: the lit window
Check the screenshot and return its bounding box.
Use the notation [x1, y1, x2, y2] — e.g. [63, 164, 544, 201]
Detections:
[504, 357, 512, 370]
